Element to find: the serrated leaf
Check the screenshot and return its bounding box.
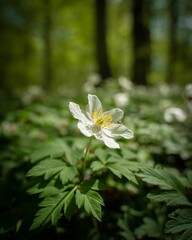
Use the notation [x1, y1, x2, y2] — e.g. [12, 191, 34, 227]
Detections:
[80, 179, 106, 191]
[147, 191, 192, 206]
[64, 186, 77, 220]
[165, 209, 192, 236]
[138, 167, 186, 192]
[94, 148, 107, 164]
[186, 170, 192, 189]
[27, 178, 65, 197]
[135, 217, 161, 238]
[107, 157, 142, 171]
[76, 189, 84, 208]
[178, 226, 192, 240]
[30, 192, 68, 230]
[121, 148, 137, 160]
[75, 187, 104, 221]
[27, 158, 77, 184]
[30, 139, 68, 162]
[90, 161, 105, 172]
[118, 218, 135, 240]
[30, 187, 78, 230]
[106, 161, 137, 184]
[59, 165, 78, 184]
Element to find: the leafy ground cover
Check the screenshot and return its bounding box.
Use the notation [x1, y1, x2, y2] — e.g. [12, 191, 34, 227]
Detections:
[0, 80, 192, 240]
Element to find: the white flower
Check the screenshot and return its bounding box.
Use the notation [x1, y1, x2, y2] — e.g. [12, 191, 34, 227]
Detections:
[69, 94, 133, 148]
[185, 83, 192, 99]
[184, 84, 192, 112]
[164, 107, 187, 123]
[83, 73, 101, 93]
[114, 92, 129, 107]
[118, 76, 133, 91]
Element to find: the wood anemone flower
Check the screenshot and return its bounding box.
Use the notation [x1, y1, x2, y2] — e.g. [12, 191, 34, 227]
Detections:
[69, 94, 134, 148]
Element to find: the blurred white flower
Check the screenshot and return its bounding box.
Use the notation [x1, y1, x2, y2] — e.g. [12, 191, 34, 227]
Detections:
[83, 73, 101, 93]
[21, 85, 44, 105]
[118, 76, 133, 91]
[1, 121, 18, 136]
[69, 94, 133, 148]
[164, 107, 187, 123]
[114, 92, 129, 107]
[158, 84, 170, 96]
[184, 83, 192, 112]
[185, 83, 192, 99]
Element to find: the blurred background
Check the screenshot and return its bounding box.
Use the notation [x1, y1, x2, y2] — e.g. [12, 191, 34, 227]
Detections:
[0, 0, 192, 97]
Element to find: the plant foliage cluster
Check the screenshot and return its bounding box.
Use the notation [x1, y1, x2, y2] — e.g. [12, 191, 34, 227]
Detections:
[0, 81, 192, 239]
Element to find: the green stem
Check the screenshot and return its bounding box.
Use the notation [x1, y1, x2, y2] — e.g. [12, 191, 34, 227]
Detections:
[83, 137, 93, 179]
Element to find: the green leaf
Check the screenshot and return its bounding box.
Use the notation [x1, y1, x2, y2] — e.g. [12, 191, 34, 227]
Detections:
[94, 148, 107, 164]
[27, 158, 77, 184]
[138, 167, 186, 192]
[75, 185, 104, 221]
[30, 139, 68, 162]
[27, 178, 65, 197]
[30, 192, 67, 230]
[135, 217, 161, 238]
[30, 187, 78, 230]
[107, 157, 142, 171]
[165, 209, 192, 236]
[80, 179, 106, 191]
[186, 170, 192, 189]
[178, 227, 192, 240]
[118, 216, 135, 240]
[90, 161, 105, 172]
[30, 139, 80, 165]
[147, 191, 192, 206]
[64, 186, 77, 220]
[106, 159, 138, 184]
[59, 165, 78, 184]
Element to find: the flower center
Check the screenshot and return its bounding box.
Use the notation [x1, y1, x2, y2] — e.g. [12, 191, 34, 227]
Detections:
[92, 109, 112, 129]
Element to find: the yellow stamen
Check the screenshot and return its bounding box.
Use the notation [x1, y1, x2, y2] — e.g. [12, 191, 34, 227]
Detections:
[92, 109, 112, 128]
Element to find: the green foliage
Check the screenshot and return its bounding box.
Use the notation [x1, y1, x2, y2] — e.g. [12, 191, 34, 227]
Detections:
[138, 166, 192, 240]
[166, 209, 192, 240]
[30, 190, 73, 230]
[30, 139, 80, 165]
[148, 191, 191, 206]
[135, 217, 162, 238]
[76, 188, 104, 221]
[138, 167, 189, 192]
[0, 83, 192, 239]
[26, 138, 140, 230]
[91, 156, 139, 184]
[27, 158, 78, 183]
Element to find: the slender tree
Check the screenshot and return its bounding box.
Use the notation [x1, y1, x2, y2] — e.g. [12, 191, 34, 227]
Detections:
[176, 0, 192, 84]
[95, 0, 111, 86]
[43, 0, 53, 91]
[0, 0, 38, 93]
[131, 0, 151, 85]
[166, 0, 178, 83]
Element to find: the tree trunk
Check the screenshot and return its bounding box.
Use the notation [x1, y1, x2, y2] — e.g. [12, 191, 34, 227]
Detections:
[131, 0, 151, 85]
[43, 0, 52, 91]
[95, 0, 111, 86]
[166, 0, 177, 83]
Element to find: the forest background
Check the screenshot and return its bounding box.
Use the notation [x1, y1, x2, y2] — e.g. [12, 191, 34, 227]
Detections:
[0, 0, 192, 97]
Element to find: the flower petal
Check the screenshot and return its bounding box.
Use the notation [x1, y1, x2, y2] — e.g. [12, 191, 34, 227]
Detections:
[69, 102, 90, 123]
[105, 108, 124, 122]
[103, 123, 134, 139]
[77, 122, 93, 137]
[102, 135, 120, 149]
[86, 94, 102, 113]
